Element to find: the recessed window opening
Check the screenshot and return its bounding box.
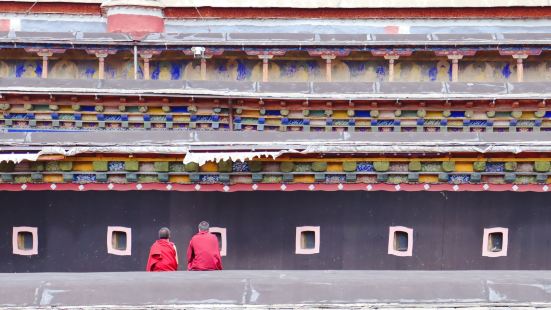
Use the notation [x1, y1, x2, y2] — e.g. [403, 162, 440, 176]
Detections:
[112, 231, 127, 251]
[488, 232, 503, 252]
[212, 232, 222, 251]
[12, 227, 38, 256]
[107, 226, 132, 256]
[295, 226, 320, 255]
[209, 227, 227, 256]
[301, 231, 316, 250]
[388, 226, 413, 257]
[393, 231, 409, 252]
[17, 231, 34, 251]
[482, 227, 508, 257]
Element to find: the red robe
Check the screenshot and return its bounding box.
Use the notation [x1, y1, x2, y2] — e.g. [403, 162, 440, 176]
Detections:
[146, 239, 178, 272]
[186, 231, 223, 271]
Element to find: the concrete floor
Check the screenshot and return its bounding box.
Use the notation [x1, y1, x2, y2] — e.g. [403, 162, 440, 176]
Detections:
[1, 271, 551, 309]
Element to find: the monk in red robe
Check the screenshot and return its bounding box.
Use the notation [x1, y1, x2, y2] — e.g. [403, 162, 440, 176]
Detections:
[146, 227, 179, 271]
[186, 221, 223, 271]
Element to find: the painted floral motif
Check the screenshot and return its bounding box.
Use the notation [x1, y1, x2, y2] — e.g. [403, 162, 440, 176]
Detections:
[485, 162, 505, 172]
[516, 162, 534, 172]
[449, 174, 471, 184]
[138, 175, 158, 183]
[262, 175, 282, 183]
[287, 119, 304, 126]
[232, 161, 250, 172]
[107, 175, 127, 184]
[515, 175, 536, 184]
[200, 175, 220, 184]
[230, 175, 252, 184]
[58, 114, 75, 120]
[196, 116, 214, 122]
[517, 120, 534, 126]
[325, 175, 346, 183]
[389, 163, 408, 172]
[150, 116, 166, 122]
[108, 161, 125, 172]
[262, 163, 280, 172]
[482, 175, 505, 184]
[14, 175, 32, 183]
[424, 120, 440, 126]
[357, 162, 374, 172]
[241, 118, 258, 124]
[104, 115, 122, 121]
[421, 162, 441, 172]
[375, 120, 395, 126]
[139, 162, 155, 172]
[169, 163, 185, 172]
[294, 163, 311, 172]
[388, 175, 408, 184]
[333, 120, 349, 126]
[73, 174, 96, 183]
[357, 175, 377, 183]
[470, 120, 487, 126]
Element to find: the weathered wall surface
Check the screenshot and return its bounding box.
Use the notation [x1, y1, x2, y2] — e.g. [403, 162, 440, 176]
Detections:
[1, 57, 549, 82]
[0, 191, 550, 272]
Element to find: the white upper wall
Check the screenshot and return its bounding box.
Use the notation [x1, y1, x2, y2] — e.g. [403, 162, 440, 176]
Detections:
[4, 0, 551, 8]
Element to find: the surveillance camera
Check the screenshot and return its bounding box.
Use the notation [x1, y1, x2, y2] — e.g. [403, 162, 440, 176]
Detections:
[191, 46, 205, 58]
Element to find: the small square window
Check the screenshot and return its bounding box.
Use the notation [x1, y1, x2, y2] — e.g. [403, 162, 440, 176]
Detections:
[482, 227, 508, 257]
[112, 231, 127, 251]
[295, 226, 320, 254]
[12, 227, 38, 256]
[209, 227, 227, 256]
[488, 232, 503, 252]
[394, 231, 409, 251]
[107, 226, 131, 256]
[388, 226, 413, 257]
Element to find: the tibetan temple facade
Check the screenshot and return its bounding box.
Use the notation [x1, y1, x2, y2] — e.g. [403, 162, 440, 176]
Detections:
[1, 0, 551, 272]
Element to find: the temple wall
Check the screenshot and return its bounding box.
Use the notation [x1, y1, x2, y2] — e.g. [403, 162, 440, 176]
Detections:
[1, 57, 550, 82]
[0, 191, 550, 272]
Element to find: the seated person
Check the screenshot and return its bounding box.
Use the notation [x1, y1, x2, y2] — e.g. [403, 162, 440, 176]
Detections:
[186, 221, 223, 271]
[146, 227, 178, 271]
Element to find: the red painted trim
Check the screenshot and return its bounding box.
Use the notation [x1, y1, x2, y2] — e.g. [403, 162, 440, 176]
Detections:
[0, 183, 548, 192]
[0, 19, 10, 32]
[164, 7, 551, 19]
[0, 2, 101, 15]
[0, 3, 549, 19]
[107, 14, 164, 39]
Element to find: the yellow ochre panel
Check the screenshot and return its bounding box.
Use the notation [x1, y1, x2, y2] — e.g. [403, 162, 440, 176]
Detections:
[72, 162, 94, 172]
[419, 175, 439, 183]
[44, 175, 63, 183]
[327, 163, 343, 172]
[200, 162, 218, 172]
[294, 175, 315, 183]
[455, 162, 474, 172]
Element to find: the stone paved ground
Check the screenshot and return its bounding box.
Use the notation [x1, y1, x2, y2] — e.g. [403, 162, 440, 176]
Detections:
[1, 271, 551, 308]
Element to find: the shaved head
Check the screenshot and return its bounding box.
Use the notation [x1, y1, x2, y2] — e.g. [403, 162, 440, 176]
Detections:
[198, 221, 209, 231]
[159, 227, 170, 239]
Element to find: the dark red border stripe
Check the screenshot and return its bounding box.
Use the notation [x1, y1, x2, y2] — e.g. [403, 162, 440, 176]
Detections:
[0, 3, 547, 19]
[164, 7, 551, 19]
